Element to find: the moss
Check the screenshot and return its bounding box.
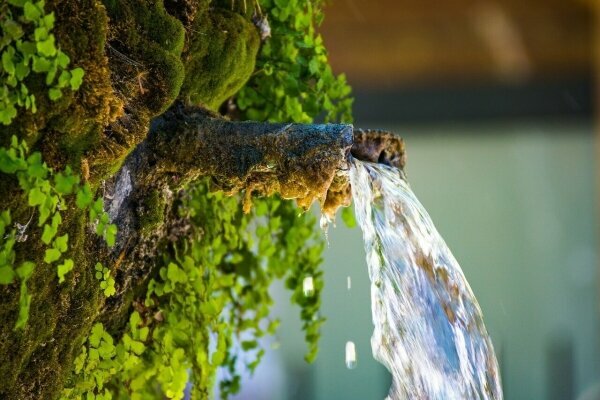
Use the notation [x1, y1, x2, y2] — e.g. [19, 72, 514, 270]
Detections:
[180, 9, 260, 110]
[0, 204, 103, 399]
[0, 0, 122, 172]
[0, 2, 266, 398]
[138, 189, 167, 236]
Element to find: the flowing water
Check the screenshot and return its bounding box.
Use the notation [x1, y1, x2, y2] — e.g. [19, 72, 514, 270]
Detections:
[348, 159, 503, 400]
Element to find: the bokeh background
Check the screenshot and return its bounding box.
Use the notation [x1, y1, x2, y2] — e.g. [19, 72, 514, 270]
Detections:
[233, 1, 599, 399]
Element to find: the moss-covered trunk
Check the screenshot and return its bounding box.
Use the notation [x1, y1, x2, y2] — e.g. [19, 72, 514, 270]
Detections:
[0, 1, 404, 398]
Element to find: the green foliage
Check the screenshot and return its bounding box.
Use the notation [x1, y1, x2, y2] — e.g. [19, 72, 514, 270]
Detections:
[61, 313, 148, 400]
[0, 136, 116, 328]
[237, 0, 353, 123]
[62, 180, 325, 399]
[61, 1, 353, 398]
[94, 262, 116, 297]
[0, 1, 85, 124]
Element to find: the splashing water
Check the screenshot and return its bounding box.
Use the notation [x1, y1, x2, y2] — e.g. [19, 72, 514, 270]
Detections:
[349, 159, 502, 400]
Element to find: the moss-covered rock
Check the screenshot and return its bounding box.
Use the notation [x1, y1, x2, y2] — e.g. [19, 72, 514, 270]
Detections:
[181, 9, 260, 110]
[0, 1, 265, 398]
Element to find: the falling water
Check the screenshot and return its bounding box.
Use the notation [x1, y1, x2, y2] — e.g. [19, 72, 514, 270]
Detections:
[348, 159, 502, 400]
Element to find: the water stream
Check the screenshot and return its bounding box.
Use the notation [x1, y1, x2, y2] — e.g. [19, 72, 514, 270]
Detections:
[349, 158, 503, 400]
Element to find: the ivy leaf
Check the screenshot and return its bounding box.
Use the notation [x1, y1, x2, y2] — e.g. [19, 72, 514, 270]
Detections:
[56, 51, 69, 68]
[166, 262, 186, 284]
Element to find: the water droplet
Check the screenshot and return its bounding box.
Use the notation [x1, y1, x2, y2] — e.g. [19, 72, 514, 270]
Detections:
[347, 276, 352, 290]
[302, 276, 314, 297]
[319, 214, 331, 245]
[345, 341, 357, 369]
[319, 214, 329, 231]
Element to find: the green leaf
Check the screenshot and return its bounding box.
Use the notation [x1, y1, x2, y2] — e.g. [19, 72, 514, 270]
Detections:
[129, 340, 145, 355]
[166, 262, 186, 284]
[36, 36, 57, 57]
[23, 2, 42, 21]
[41, 222, 57, 244]
[340, 206, 356, 228]
[138, 326, 149, 341]
[57, 259, 74, 283]
[56, 51, 69, 68]
[54, 169, 78, 194]
[3, 20, 23, 40]
[26, 152, 47, 178]
[89, 323, 104, 348]
[69, 67, 84, 90]
[241, 340, 258, 351]
[2, 50, 15, 76]
[16, 262, 35, 280]
[48, 88, 62, 101]
[44, 248, 61, 263]
[105, 224, 117, 247]
[129, 311, 141, 328]
[28, 187, 45, 206]
[14, 281, 31, 330]
[54, 233, 68, 253]
[32, 56, 52, 72]
[34, 26, 48, 41]
[0, 266, 15, 284]
[43, 12, 55, 29]
[76, 184, 93, 209]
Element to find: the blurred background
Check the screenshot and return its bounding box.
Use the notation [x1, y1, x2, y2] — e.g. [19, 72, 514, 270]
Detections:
[234, 1, 599, 399]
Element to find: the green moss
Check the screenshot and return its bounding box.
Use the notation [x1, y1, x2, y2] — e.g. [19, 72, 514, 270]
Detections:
[0, 0, 120, 172]
[138, 189, 166, 236]
[0, 2, 268, 398]
[0, 205, 102, 399]
[180, 9, 260, 110]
